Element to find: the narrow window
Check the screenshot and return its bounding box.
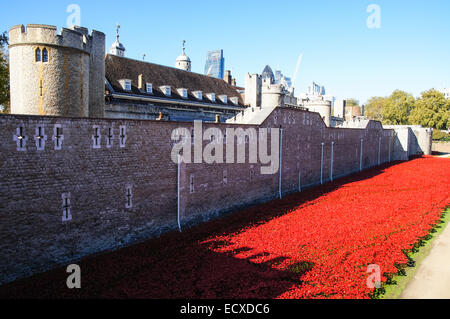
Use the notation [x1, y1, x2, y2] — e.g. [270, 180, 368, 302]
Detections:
[42, 48, 48, 63]
[223, 170, 228, 184]
[39, 79, 43, 97]
[125, 186, 133, 209]
[35, 48, 41, 62]
[190, 174, 195, 194]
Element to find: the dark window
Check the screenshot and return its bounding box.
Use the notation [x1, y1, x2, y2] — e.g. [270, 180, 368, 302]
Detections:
[35, 48, 41, 62]
[42, 48, 48, 62]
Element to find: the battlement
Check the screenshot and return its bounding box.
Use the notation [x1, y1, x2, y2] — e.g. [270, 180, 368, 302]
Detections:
[262, 83, 284, 94]
[246, 73, 262, 81]
[9, 24, 105, 54]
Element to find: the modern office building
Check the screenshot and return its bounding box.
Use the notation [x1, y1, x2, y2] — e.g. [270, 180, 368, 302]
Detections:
[274, 70, 292, 91]
[204, 50, 225, 79]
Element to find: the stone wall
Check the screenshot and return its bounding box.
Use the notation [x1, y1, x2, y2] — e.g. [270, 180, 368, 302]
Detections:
[385, 125, 433, 159]
[0, 107, 395, 285]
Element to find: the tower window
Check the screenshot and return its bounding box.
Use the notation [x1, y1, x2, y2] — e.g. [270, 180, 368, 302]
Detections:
[35, 48, 41, 62]
[42, 48, 48, 63]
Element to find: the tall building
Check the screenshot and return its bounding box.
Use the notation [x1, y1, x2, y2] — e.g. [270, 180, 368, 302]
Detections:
[204, 50, 225, 79]
[261, 65, 275, 84]
[274, 70, 292, 92]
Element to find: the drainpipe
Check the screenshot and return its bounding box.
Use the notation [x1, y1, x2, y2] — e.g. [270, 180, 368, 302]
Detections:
[279, 128, 283, 199]
[360, 138, 364, 172]
[378, 137, 381, 165]
[388, 135, 391, 163]
[321, 142, 325, 184]
[330, 141, 334, 182]
[298, 171, 302, 192]
[177, 154, 182, 232]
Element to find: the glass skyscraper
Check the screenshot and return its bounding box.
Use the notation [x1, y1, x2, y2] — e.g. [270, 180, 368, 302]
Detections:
[204, 50, 225, 79]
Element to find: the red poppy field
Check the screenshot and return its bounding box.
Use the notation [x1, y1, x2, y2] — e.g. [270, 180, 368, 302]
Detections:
[0, 156, 449, 299]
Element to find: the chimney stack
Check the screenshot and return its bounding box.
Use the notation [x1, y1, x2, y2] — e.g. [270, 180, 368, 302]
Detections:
[138, 74, 144, 91]
[224, 70, 232, 85]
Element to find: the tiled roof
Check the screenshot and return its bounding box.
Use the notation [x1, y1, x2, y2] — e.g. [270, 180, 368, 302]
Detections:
[105, 54, 244, 108]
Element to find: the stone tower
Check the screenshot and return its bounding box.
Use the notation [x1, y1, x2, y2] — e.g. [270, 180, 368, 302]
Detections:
[261, 79, 285, 108]
[304, 98, 332, 126]
[9, 24, 106, 118]
[244, 73, 262, 107]
[175, 40, 191, 72]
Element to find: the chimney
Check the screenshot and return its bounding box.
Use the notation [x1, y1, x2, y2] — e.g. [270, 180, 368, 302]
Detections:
[231, 78, 236, 86]
[138, 74, 144, 91]
[224, 70, 232, 84]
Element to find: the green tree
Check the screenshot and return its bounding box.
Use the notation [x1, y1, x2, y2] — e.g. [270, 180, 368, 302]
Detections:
[381, 90, 415, 125]
[346, 98, 359, 106]
[365, 96, 388, 122]
[0, 31, 9, 114]
[409, 89, 450, 130]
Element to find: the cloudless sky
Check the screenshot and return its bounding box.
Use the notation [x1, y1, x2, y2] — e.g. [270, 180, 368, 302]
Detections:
[2, 0, 449, 104]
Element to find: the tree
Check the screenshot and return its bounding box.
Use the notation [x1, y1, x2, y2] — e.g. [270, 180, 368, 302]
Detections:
[409, 89, 450, 130]
[346, 98, 359, 107]
[0, 31, 9, 114]
[365, 96, 388, 122]
[381, 90, 415, 125]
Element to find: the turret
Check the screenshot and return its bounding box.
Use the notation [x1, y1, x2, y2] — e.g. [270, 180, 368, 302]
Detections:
[9, 24, 105, 118]
[261, 81, 285, 108]
[175, 40, 191, 72]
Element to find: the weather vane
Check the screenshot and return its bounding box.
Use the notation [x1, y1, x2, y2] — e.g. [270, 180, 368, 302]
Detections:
[116, 23, 121, 40]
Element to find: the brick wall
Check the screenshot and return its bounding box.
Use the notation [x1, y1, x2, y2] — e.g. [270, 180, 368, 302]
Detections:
[0, 107, 395, 285]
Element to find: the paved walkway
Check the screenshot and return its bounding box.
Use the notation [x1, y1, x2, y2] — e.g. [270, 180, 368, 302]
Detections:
[400, 219, 450, 299]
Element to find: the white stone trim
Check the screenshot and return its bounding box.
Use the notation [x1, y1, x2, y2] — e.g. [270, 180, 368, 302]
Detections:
[34, 125, 48, 151]
[92, 125, 101, 149]
[52, 124, 64, 150]
[119, 126, 127, 148]
[13, 127, 28, 151]
[106, 127, 114, 149]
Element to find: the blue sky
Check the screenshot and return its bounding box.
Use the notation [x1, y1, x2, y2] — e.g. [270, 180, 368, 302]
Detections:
[2, 0, 449, 104]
